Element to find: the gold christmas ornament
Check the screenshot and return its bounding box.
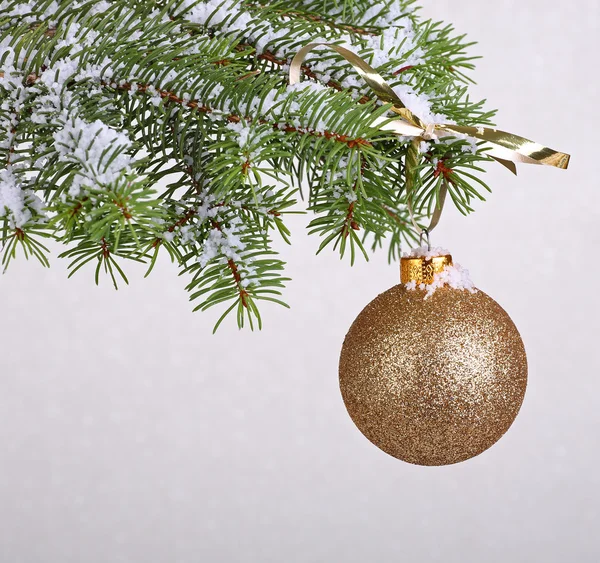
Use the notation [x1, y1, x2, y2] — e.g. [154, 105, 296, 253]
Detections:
[339, 253, 527, 466]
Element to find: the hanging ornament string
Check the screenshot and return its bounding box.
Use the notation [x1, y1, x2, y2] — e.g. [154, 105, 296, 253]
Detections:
[404, 137, 447, 241]
[288, 42, 571, 237]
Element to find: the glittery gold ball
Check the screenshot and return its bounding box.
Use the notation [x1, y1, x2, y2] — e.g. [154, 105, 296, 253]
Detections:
[339, 285, 527, 466]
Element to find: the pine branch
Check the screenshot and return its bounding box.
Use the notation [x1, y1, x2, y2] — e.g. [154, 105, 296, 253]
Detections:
[0, 0, 499, 329]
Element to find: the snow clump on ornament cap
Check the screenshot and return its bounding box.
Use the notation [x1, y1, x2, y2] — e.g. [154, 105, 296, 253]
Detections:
[402, 246, 476, 298]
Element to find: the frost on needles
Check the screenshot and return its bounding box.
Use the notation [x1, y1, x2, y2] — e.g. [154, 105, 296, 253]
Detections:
[0, 0, 497, 330]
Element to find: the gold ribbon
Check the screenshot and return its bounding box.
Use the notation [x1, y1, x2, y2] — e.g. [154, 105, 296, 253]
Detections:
[289, 42, 570, 234]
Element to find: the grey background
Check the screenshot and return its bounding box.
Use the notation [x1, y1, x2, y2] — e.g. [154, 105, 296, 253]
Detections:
[1, 1, 598, 561]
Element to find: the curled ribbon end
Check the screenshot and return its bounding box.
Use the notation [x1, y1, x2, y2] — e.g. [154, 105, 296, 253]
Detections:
[539, 150, 570, 170]
[492, 157, 517, 175]
[560, 153, 571, 170]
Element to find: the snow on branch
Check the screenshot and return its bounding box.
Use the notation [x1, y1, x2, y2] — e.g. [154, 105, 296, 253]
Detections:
[0, 0, 496, 329]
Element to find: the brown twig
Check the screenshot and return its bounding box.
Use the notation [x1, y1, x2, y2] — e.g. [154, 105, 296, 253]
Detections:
[160, 168, 250, 308]
[100, 237, 110, 259]
[108, 80, 372, 149]
[433, 158, 453, 181]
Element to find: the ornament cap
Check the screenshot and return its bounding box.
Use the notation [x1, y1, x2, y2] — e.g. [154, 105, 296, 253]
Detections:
[400, 254, 453, 285]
